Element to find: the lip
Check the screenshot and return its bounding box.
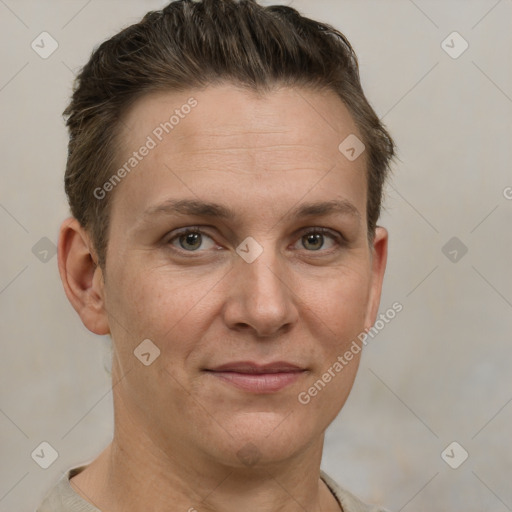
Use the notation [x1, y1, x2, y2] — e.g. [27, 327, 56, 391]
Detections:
[204, 361, 307, 393]
[207, 361, 304, 373]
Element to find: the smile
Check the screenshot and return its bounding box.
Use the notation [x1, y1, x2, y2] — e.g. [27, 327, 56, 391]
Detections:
[204, 370, 306, 393]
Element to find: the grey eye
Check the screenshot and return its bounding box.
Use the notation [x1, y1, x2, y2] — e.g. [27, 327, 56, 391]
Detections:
[169, 230, 216, 252]
[302, 233, 325, 251]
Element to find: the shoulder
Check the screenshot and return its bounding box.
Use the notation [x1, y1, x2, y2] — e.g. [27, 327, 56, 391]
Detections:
[320, 470, 392, 512]
[38, 466, 390, 512]
[36, 466, 100, 512]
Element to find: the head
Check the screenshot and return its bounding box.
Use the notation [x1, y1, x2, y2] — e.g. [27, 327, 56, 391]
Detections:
[59, 0, 394, 470]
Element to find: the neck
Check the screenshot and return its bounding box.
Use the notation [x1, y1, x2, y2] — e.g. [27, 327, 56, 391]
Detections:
[70, 377, 341, 512]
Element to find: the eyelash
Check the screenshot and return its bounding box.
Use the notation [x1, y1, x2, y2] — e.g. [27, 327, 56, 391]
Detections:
[165, 226, 346, 256]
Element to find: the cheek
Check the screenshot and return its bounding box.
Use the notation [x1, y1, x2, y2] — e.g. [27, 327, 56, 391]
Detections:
[299, 356, 360, 421]
[105, 262, 213, 356]
[296, 270, 368, 423]
[303, 263, 371, 340]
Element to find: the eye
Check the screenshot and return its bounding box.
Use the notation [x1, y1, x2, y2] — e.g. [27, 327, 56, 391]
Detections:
[295, 228, 342, 252]
[168, 228, 217, 252]
[166, 226, 344, 255]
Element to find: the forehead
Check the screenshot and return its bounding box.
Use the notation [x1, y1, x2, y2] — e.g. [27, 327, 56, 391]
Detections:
[110, 83, 367, 230]
[119, 83, 361, 158]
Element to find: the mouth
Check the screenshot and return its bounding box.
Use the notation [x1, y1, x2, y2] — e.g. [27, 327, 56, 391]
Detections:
[204, 361, 307, 393]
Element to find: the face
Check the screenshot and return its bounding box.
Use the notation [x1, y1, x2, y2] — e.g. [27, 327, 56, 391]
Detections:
[95, 83, 387, 468]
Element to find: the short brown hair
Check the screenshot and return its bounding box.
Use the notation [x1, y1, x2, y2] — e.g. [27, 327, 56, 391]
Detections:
[63, 0, 395, 269]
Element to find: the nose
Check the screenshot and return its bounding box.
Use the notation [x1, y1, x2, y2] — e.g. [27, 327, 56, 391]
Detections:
[221, 246, 299, 338]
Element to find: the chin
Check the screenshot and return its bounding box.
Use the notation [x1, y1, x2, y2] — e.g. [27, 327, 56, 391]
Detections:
[207, 412, 318, 469]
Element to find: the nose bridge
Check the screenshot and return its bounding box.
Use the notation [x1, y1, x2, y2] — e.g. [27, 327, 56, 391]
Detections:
[248, 250, 287, 303]
[224, 240, 297, 337]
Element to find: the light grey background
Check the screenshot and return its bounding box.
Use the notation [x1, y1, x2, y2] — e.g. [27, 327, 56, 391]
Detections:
[1, 1, 511, 510]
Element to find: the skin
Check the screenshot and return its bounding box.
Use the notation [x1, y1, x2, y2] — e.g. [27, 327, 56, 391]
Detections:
[58, 83, 387, 512]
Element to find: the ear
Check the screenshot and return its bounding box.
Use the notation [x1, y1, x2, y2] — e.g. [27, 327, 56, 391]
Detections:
[57, 217, 110, 335]
[363, 226, 388, 330]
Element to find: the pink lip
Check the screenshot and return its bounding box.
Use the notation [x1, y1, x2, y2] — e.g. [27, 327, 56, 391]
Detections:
[208, 361, 304, 373]
[205, 361, 307, 393]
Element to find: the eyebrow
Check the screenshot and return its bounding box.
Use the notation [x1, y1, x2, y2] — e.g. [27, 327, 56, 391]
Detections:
[140, 198, 361, 224]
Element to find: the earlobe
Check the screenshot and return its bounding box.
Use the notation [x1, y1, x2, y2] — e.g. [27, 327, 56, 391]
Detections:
[364, 226, 388, 330]
[57, 217, 110, 335]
